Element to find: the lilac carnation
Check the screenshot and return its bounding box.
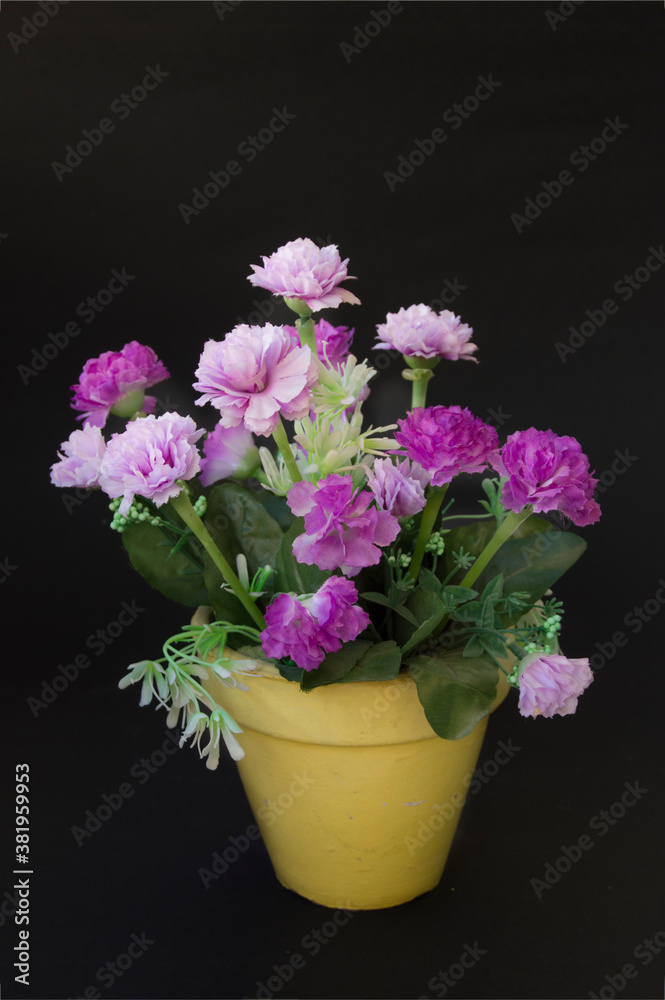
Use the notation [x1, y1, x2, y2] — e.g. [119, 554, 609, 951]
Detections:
[285, 318, 355, 367]
[365, 458, 429, 518]
[193, 324, 318, 437]
[98, 412, 204, 516]
[517, 654, 594, 718]
[70, 341, 170, 428]
[247, 238, 361, 313]
[287, 473, 400, 577]
[375, 304, 477, 361]
[395, 406, 499, 487]
[50, 424, 106, 489]
[261, 577, 370, 672]
[489, 428, 601, 526]
[199, 424, 259, 487]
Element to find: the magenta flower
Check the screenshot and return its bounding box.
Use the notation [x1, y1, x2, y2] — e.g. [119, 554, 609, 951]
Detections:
[489, 428, 601, 526]
[199, 424, 259, 487]
[285, 318, 355, 368]
[395, 406, 499, 487]
[193, 324, 318, 437]
[247, 238, 361, 312]
[287, 473, 400, 577]
[98, 412, 204, 516]
[365, 458, 429, 518]
[375, 304, 477, 361]
[517, 654, 594, 718]
[261, 577, 370, 672]
[50, 424, 106, 489]
[70, 341, 170, 428]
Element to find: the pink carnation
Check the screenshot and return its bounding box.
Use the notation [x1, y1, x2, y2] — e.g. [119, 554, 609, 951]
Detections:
[261, 577, 370, 672]
[285, 318, 355, 367]
[287, 473, 400, 577]
[375, 304, 477, 361]
[395, 406, 499, 487]
[247, 238, 361, 312]
[98, 412, 204, 516]
[70, 341, 170, 427]
[199, 424, 259, 487]
[365, 458, 429, 518]
[193, 325, 318, 437]
[489, 428, 601, 527]
[517, 654, 594, 718]
[50, 424, 106, 489]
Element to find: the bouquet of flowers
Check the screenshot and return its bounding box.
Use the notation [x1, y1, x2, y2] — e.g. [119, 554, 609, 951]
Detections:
[50, 238, 598, 770]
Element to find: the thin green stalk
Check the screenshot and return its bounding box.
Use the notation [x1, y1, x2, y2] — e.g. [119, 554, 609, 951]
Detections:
[272, 416, 302, 484]
[296, 314, 317, 355]
[458, 506, 534, 591]
[407, 485, 448, 582]
[411, 376, 428, 409]
[169, 490, 266, 631]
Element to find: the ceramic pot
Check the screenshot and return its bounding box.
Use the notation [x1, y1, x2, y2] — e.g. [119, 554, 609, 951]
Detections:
[194, 607, 511, 910]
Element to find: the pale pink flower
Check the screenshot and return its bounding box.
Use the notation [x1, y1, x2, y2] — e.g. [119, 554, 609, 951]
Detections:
[199, 424, 259, 487]
[247, 238, 361, 312]
[50, 424, 106, 489]
[365, 458, 429, 518]
[375, 304, 477, 361]
[70, 341, 170, 427]
[517, 654, 594, 718]
[98, 412, 204, 516]
[193, 324, 318, 437]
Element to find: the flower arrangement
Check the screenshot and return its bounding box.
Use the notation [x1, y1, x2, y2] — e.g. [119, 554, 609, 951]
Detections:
[50, 238, 598, 770]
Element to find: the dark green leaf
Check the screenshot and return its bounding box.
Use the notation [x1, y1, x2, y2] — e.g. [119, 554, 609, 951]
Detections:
[480, 597, 496, 629]
[450, 601, 483, 622]
[480, 574, 503, 604]
[122, 523, 208, 607]
[360, 592, 419, 627]
[444, 585, 479, 602]
[395, 589, 447, 657]
[274, 519, 329, 595]
[408, 651, 499, 740]
[205, 482, 283, 576]
[474, 527, 587, 603]
[463, 634, 484, 657]
[253, 489, 295, 532]
[301, 640, 374, 690]
[339, 641, 402, 683]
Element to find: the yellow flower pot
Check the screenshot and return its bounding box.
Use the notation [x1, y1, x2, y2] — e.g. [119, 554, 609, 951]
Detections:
[195, 609, 512, 910]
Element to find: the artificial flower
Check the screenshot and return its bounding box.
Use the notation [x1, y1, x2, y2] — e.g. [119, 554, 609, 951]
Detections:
[70, 341, 169, 427]
[193, 324, 318, 436]
[395, 405, 499, 487]
[517, 654, 594, 718]
[374, 304, 477, 361]
[490, 427, 601, 526]
[98, 412, 204, 515]
[365, 457, 429, 518]
[199, 423, 259, 487]
[247, 238, 361, 312]
[49, 423, 106, 489]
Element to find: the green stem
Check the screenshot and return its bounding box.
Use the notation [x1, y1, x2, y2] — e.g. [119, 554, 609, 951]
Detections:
[407, 485, 448, 582]
[458, 506, 534, 591]
[272, 416, 302, 484]
[169, 491, 266, 631]
[296, 314, 317, 356]
[411, 376, 428, 409]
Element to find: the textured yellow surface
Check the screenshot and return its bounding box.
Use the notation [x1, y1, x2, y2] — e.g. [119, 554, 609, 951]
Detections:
[200, 624, 512, 909]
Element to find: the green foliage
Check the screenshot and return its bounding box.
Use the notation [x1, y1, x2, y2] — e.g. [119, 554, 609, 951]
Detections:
[339, 640, 402, 683]
[301, 640, 374, 690]
[274, 518, 329, 594]
[122, 522, 208, 608]
[407, 651, 499, 740]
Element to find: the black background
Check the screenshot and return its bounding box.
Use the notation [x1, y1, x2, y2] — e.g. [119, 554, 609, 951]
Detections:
[2, 2, 665, 998]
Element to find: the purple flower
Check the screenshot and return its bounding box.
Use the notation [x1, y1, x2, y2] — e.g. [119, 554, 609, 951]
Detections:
[517, 654, 594, 718]
[70, 341, 170, 428]
[285, 318, 355, 367]
[374, 304, 478, 361]
[287, 473, 400, 576]
[98, 412, 204, 516]
[247, 238, 361, 312]
[193, 324, 318, 437]
[365, 458, 429, 518]
[50, 423, 106, 489]
[261, 577, 370, 672]
[489, 428, 601, 526]
[199, 424, 259, 487]
[395, 406, 499, 487]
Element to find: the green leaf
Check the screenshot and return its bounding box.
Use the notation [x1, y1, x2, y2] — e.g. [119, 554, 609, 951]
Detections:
[122, 523, 208, 607]
[339, 641, 402, 683]
[360, 592, 419, 627]
[205, 482, 283, 577]
[480, 597, 496, 629]
[474, 526, 587, 603]
[395, 588, 447, 657]
[274, 519, 329, 595]
[408, 651, 499, 740]
[463, 635, 484, 657]
[254, 490, 295, 532]
[450, 601, 483, 622]
[480, 574, 503, 604]
[300, 640, 374, 690]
